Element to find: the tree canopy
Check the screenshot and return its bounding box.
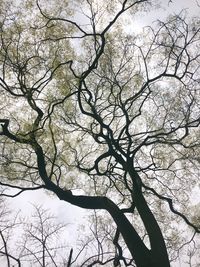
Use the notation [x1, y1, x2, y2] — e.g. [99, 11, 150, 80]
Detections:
[0, 0, 200, 266]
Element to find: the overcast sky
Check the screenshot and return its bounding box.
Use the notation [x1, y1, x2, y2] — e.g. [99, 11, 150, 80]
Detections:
[5, 1, 200, 266]
[125, 0, 199, 33]
[7, 0, 200, 228]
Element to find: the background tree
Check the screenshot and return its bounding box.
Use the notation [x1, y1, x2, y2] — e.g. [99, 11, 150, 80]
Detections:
[18, 204, 68, 267]
[0, 200, 77, 267]
[0, 0, 200, 266]
[0, 197, 21, 267]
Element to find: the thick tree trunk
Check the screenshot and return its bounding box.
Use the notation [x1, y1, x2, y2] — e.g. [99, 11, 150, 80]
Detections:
[105, 198, 152, 267]
[35, 144, 170, 267]
[130, 170, 170, 267]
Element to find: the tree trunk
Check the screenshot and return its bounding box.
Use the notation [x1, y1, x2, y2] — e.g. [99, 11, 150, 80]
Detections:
[35, 143, 170, 267]
[130, 170, 170, 267]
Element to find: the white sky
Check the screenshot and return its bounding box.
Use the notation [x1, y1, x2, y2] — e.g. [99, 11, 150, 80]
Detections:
[125, 0, 199, 33]
[4, 1, 200, 266]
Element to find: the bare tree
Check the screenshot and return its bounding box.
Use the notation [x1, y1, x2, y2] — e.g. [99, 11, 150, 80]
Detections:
[0, 198, 21, 267]
[0, 200, 76, 267]
[18, 204, 68, 267]
[0, 1, 200, 266]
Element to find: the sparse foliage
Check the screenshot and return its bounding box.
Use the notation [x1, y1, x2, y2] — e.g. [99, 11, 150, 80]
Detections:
[0, 1, 200, 266]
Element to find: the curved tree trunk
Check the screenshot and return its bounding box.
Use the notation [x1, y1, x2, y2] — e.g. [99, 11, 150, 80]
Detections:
[34, 143, 170, 267]
[1, 126, 171, 267]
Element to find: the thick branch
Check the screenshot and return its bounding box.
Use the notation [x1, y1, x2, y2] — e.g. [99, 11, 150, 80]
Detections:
[0, 119, 31, 143]
[129, 169, 170, 267]
[33, 142, 151, 267]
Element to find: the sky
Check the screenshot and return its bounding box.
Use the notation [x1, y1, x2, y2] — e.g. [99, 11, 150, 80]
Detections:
[7, 0, 199, 212]
[125, 0, 199, 33]
[3, 0, 200, 266]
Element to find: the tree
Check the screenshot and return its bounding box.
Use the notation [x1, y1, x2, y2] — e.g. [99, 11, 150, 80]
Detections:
[0, 198, 21, 267]
[18, 204, 68, 267]
[0, 200, 75, 267]
[0, 0, 200, 266]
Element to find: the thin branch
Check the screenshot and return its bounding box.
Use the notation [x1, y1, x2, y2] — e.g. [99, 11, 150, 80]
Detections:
[142, 183, 200, 233]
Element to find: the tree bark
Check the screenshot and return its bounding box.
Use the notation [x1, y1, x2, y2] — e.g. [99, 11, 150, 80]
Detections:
[1, 129, 170, 267]
[130, 170, 170, 267]
[34, 143, 168, 267]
